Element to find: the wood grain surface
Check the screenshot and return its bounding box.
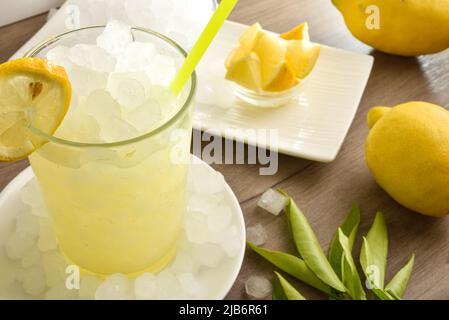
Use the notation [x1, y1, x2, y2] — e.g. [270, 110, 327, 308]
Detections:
[1, 0, 449, 300]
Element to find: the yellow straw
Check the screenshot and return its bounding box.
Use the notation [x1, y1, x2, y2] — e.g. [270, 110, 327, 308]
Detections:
[170, 0, 239, 95]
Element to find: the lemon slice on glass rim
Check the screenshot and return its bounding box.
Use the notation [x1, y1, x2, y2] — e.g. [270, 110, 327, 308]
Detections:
[0, 57, 71, 161]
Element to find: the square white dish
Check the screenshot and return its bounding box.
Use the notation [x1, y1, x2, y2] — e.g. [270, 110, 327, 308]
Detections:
[195, 21, 374, 162]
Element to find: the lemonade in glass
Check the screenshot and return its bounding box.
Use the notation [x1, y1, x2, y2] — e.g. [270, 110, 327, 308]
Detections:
[25, 23, 196, 276]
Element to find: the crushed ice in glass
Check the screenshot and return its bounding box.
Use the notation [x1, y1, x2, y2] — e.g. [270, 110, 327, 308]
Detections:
[47, 20, 186, 144]
[69, 0, 215, 50]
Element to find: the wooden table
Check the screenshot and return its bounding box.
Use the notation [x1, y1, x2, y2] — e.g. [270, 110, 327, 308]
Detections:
[1, 0, 449, 300]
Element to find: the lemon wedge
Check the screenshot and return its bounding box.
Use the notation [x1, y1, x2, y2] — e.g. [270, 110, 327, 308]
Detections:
[280, 22, 310, 41]
[225, 52, 262, 91]
[226, 23, 262, 70]
[225, 22, 320, 93]
[0, 58, 71, 161]
[286, 40, 321, 79]
[252, 32, 288, 88]
[239, 23, 263, 50]
[263, 62, 299, 92]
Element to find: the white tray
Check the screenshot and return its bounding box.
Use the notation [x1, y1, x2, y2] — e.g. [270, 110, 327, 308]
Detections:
[195, 21, 374, 162]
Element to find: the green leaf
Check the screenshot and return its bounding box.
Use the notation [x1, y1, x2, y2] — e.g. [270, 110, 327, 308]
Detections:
[277, 189, 300, 258]
[385, 289, 401, 300]
[372, 288, 396, 300]
[247, 242, 332, 295]
[360, 212, 388, 289]
[272, 272, 306, 300]
[272, 280, 285, 300]
[285, 197, 346, 292]
[338, 229, 366, 300]
[385, 254, 415, 299]
[328, 203, 360, 278]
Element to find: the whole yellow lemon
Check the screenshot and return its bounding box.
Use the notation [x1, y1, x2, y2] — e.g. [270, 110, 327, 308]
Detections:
[366, 102, 449, 217]
[332, 0, 449, 56]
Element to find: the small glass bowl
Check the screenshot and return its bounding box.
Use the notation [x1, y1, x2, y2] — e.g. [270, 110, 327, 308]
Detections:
[233, 79, 308, 108]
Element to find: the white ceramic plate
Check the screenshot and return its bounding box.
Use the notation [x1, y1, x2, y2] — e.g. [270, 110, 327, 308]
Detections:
[195, 21, 374, 162]
[0, 156, 245, 300]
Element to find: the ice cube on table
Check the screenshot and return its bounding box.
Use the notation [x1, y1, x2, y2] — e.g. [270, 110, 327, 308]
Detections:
[192, 242, 224, 268]
[95, 273, 134, 300]
[22, 265, 46, 296]
[246, 224, 268, 246]
[5, 232, 35, 260]
[116, 41, 156, 73]
[245, 275, 272, 299]
[134, 273, 158, 300]
[69, 44, 116, 73]
[79, 275, 103, 299]
[42, 251, 67, 287]
[257, 189, 288, 216]
[177, 273, 201, 296]
[96, 20, 133, 57]
[38, 218, 58, 252]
